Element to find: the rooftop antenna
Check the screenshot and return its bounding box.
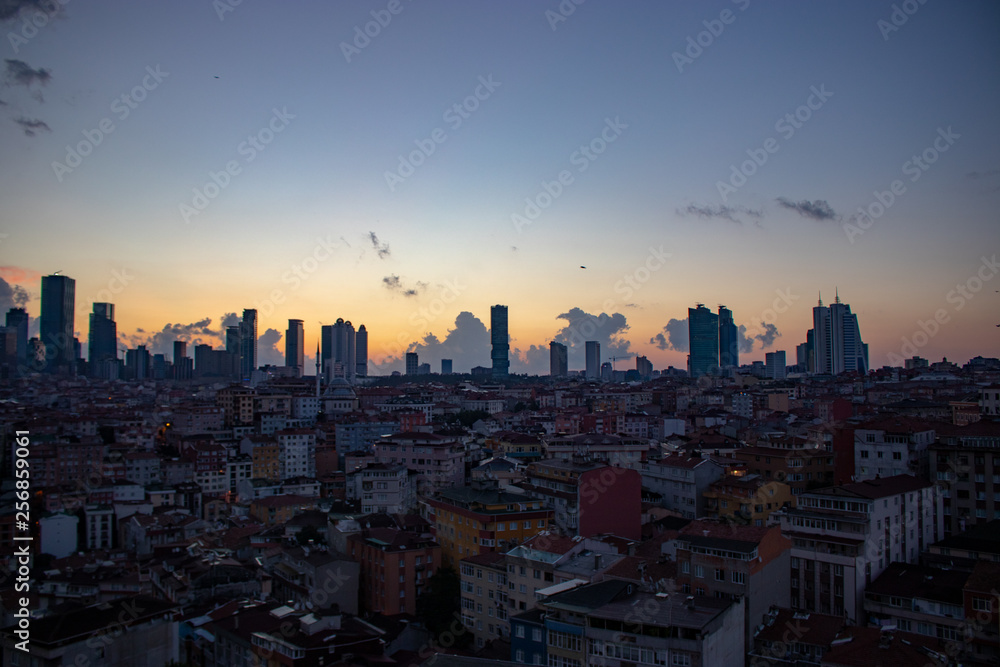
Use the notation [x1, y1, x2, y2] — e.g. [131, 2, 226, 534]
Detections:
[53, 270, 62, 276]
[835, 287, 841, 304]
[818, 291, 823, 307]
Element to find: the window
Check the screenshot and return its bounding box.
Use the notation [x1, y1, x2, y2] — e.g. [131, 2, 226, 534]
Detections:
[672, 653, 691, 666]
[515, 649, 525, 662]
[515, 625, 525, 638]
[732, 571, 745, 584]
[533, 628, 543, 642]
[973, 596, 993, 612]
[695, 565, 704, 578]
[715, 568, 725, 582]
[681, 561, 690, 574]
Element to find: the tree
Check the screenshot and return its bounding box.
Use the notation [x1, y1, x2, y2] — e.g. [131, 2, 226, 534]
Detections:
[415, 566, 470, 646]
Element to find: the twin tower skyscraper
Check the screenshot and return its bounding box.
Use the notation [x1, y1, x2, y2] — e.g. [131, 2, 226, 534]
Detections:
[688, 304, 739, 378]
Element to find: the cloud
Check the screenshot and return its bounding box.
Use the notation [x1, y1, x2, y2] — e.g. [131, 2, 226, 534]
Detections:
[966, 169, 1000, 180]
[775, 197, 837, 221]
[368, 231, 390, 259]
[4, 58, 51, 88]
[650, 317, 688, 351]
[510, 343, 549, 375]
[552, 307, 631, 369]
[737, 322, 780, 353]
[220, 312, 240, 328]
[258, 328, 283, 366]
[677, 203, 762, 224]
[406, 310, 491, 373]
[651, 316, 780, 355]
[121, 318, 220, 356]
[0, 276, 30, 312]
[14, 116, 49, 136]
[0, 1, 61, 22]
[382, 274, 427, 297]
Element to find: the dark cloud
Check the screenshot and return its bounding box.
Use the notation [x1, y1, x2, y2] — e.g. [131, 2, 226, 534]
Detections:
[738, 322, 780, 353]
[966, 169, 1000, 180]
[0, 276, 30, 312]
[14, 116, 49, 136]
[677, 203, 762, 224]
[650, 318, 688, 351]
[122, 318, 220, 356]
[257, 328, 283, 366]
[776, 197, 837, 221]
[406, 311, 491, 373]
[4, 58, 51, 87]
[220, 312, 240, 328]
[552, 307, 631, 369]
[382, 274, 426, 297]
[651, 317, 779, 355]
[510, 343, 548, 375]
[0, 0, 60, 22]
[369, 231, 390, 259]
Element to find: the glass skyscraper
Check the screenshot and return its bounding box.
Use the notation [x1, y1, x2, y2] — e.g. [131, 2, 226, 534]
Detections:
[491, 305, 509, 377]
[718, 305, 738, 370]
[40, 274, 75, 373]
[688, 304, 719, 378]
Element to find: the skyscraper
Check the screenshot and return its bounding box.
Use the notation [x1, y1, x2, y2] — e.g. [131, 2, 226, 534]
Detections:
[327, 318, 355, 381]
[40, 273, 75, 372]
[441, 358, 453, 375]
[240, 309, 257, 379]
[765, 351, 787, 380]
[174, 340, 192, 380]
[405, 352, 418, 375]
[88, 303, 117, 379]
[491, 305, 509, 378]
[585, 341, 601, 379]
[718, 305, 738, 370]
[688, 304, 719, 378]
[355, 324, 368, 378]
[550, 341, 568, 377]
[810, 291, 867, 375]
[286, 319, 304, 375]
[5, 308, 28, 369]
[636, 355, 653, 380]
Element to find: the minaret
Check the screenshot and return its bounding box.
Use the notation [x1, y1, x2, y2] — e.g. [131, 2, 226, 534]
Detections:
[315, 342, 321, 398]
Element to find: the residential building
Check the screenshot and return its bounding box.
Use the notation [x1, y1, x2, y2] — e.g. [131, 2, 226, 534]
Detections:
[853, 417, 937, 482]
[778, 475, 943, 622]
[930, 420, 1000, 536]
[459, 551, 510, 648]
[519, 459, 641, 539]
[667, 520, 792, 655]
[426, 484, 553, 565]
[702, 473, 795, 525]
[640, 454, 726, 519]
[348, 527, 440, 616]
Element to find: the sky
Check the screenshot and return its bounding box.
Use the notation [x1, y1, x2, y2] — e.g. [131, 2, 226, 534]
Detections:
[0, 0, 998, 375]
